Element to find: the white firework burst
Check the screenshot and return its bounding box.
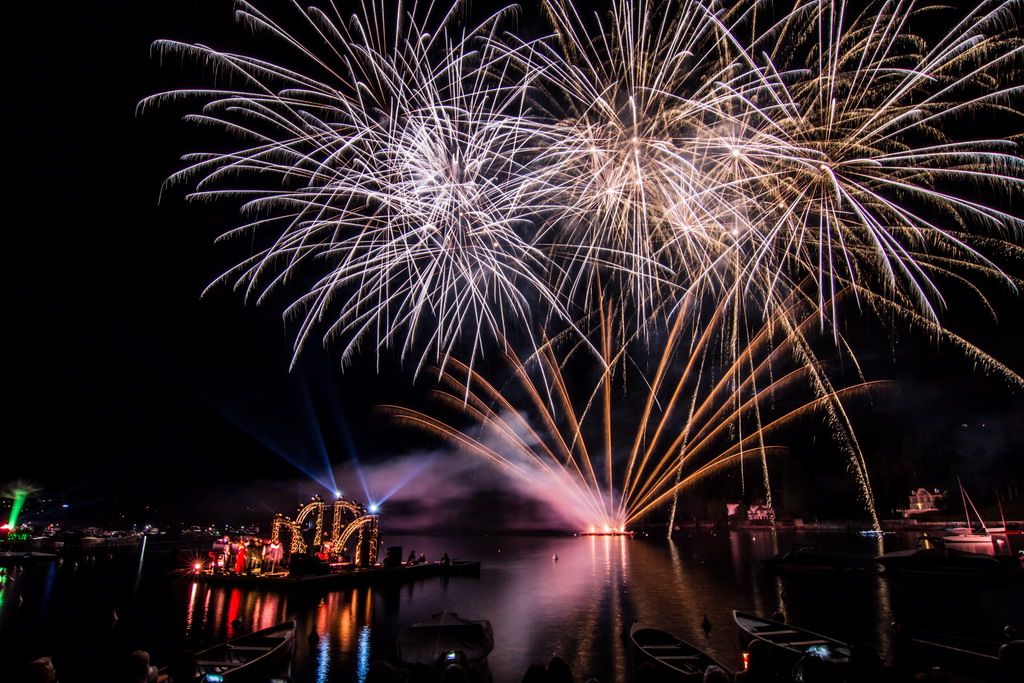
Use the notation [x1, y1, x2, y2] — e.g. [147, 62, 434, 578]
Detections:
[145, 0, 561, 373]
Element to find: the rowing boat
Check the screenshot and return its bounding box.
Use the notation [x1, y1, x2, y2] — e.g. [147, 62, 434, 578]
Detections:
[629, 622, 731, 680]
[733, 611, 850, 675]
[164, 620, 295, 682]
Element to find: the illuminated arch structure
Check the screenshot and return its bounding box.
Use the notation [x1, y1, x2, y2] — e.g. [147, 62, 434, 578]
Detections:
[271, 495, 380, 567]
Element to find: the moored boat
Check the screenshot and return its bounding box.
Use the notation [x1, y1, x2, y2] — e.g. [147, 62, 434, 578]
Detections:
[166, 620, 295, 682]
[942, 478, 1004, 544]
[942, 526, 1004, 546]
[0, 551, 59, 567]
[630, 622, 731, 680]
[759, 544, 869, 573]
[874, 537, 1021, 576]
[733, 611, 851, 673]
[396, 610, 494, 682]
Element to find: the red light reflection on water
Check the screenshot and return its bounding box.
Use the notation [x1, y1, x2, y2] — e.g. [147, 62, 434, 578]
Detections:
[226, 589, 242, 638]
[177, 580, 375, 682]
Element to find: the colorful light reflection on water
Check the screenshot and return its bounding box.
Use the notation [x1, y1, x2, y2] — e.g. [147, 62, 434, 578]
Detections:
[2, 532, 1022, 682]
[357, 625, 371, 683]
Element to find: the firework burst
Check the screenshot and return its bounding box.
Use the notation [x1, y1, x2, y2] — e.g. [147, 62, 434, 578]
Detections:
[524, 0, 1023, 348]
[144, 0, 562, 373]
[150, 0, 1022, 362]
[522, 0, 751, 332]
[715, 0, 1024, 329]
[385, 286, 899, 531]
[149, 0, 1023, 527]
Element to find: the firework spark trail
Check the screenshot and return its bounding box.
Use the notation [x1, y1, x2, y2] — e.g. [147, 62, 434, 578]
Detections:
[383, 356, 619, 527]
[150, 1, 1023, 527]
[144, 0, 567, 374]
[150, 0, 1022, 364]
[619, 285, 859, 522]
[718, 0, 1024, 325]
[386, 281, 899, 531]
[522, 0, 1022, 349]
[524, 0, 753, 331]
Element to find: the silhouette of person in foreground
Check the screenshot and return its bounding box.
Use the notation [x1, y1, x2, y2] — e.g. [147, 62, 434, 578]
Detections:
[21, 657, 57, 683]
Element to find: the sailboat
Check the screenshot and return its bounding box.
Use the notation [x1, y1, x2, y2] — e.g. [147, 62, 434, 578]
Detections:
[943, 479, 1004, 544]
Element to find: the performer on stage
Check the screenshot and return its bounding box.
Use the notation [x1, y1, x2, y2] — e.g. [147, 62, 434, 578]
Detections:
[235, 538, 247, 574]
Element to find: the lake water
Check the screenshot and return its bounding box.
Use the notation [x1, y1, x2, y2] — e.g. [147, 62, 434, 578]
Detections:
[2, 530, 1022, 682]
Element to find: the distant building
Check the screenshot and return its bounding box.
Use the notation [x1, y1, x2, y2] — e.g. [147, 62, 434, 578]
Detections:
[899, 488, 945, 517]
[747, 503, 775, 522]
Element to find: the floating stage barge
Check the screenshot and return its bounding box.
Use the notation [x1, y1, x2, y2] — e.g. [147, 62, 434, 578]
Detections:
[192, 559, 481, 590]
[193, 494, 481, 589]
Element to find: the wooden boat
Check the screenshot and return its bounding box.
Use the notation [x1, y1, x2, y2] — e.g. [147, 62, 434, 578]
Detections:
[163, 621, 295, 682]
[629, 622, 731, 680]
[733, 611, 851, 670]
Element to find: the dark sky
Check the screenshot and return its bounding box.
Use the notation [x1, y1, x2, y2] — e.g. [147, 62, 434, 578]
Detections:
[8, 0, 1023, 530]
[11, 0, 409, 525]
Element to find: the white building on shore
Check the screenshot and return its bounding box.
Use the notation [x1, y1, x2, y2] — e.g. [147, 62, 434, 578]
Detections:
[898, 488, 945, 518]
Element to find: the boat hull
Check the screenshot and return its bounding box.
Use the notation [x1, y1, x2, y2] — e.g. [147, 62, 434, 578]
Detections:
[629, 623, 731, 680]
[874, 548, 1020, 575]
[0, 551, 58, 567]
[733, 611, 850, 678]
[191, 621, 295, 682]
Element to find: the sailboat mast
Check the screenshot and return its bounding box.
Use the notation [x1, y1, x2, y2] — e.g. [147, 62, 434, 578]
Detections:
[958, 476, 970, 529]
[957, 477, 990, 533]
[966, 493, 988, 533]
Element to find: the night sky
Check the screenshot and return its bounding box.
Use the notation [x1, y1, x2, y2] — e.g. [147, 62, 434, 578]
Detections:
[9, 1, 1023, 532]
